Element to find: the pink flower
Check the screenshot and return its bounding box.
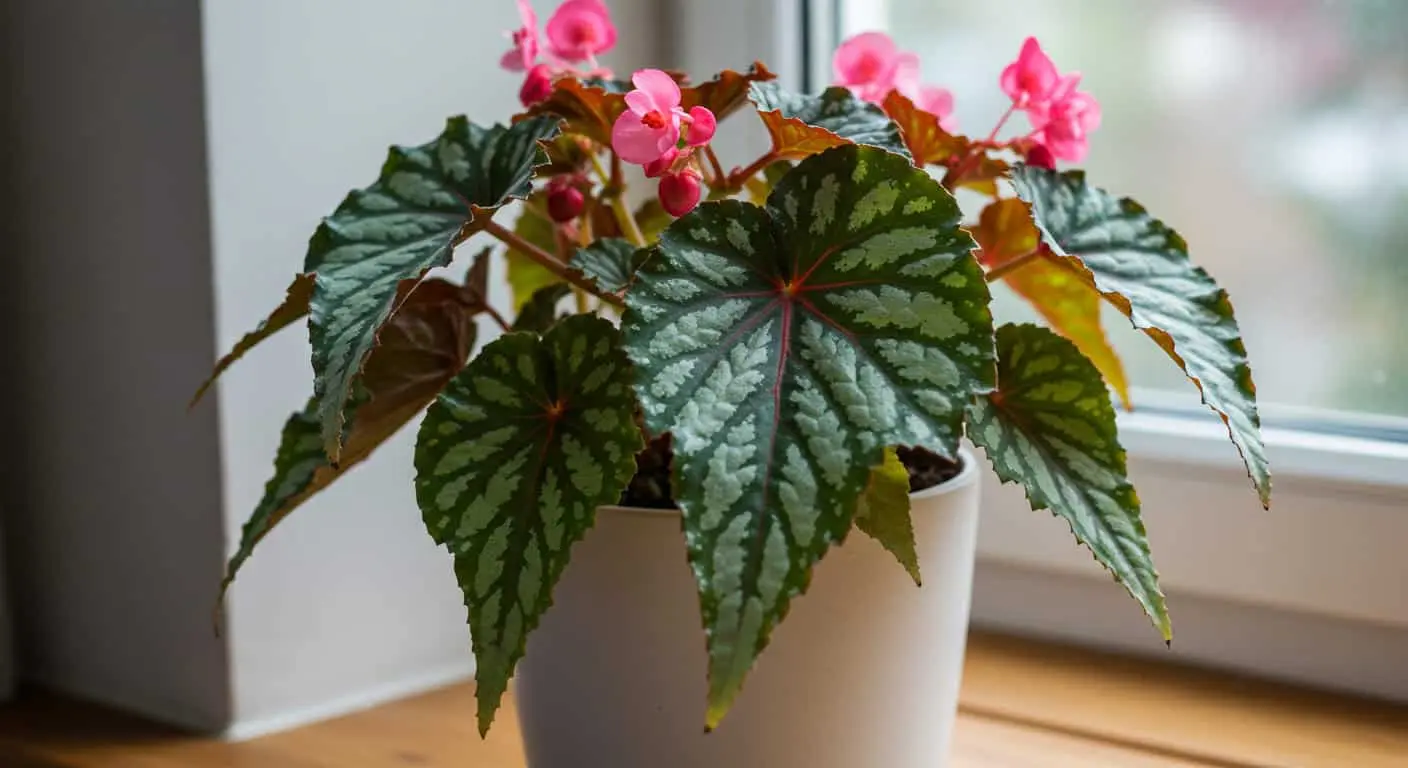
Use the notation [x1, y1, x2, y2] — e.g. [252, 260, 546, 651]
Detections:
[890, 51, 959, 132]
[546, 0, 617, 63]
[911, 85, 958, 133]
[519, 64, 554, 107]
[643, 147, 679, 179]
[685, 106, 716, 147]
[1031, 78, 1101, 163]
[611, 69, 685, 165]
[658, 168, 702, 218]
[833, 32, 904, 103]
[1000, 37, 1061, 109]
[500, 0, 540, 72]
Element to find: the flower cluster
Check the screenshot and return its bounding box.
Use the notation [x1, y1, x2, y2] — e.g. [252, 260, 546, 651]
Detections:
[611, 69, 716, 217]
[832, 32, 957, 132]
[501, 0, 617, 107]
[1000, 37, 1101, 163]
[830, 32, 1101, 166]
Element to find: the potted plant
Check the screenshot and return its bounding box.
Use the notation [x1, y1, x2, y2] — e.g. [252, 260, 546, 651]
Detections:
[196, 2, 1270, 765]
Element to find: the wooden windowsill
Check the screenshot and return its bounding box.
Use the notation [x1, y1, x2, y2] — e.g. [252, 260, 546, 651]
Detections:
[2, 631, 1405, 767]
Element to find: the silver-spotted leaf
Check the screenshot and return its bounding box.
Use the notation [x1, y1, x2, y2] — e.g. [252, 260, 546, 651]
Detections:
[414, 314, 643, 736]
[967, 323, 1169, 638]
[622, 144, 994, 727]
[855, 447, 921, 585]
[191, 274, 313, 407]
[222, 278, 480, 599]
[748, 81, 910, 161]
[1010, 165, 1269, 508]
[307, 115, 559, 463]
[569, 237, 646, 294]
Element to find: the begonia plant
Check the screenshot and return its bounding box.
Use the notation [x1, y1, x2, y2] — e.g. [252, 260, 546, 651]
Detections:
[196, 0, 1270, 736]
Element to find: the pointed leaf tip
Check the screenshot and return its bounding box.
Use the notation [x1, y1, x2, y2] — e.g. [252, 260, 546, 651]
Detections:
[415, 315, 643, 734]
[968, 323, 1170, 638]
[1010, 165, 1269, 507]
[624, 144, 993, 726]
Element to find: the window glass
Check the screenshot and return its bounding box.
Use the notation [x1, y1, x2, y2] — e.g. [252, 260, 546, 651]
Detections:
[853, 0, 1408, 422]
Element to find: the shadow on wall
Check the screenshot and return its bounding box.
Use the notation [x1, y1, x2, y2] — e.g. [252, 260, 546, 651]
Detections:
[0, 0, 229, 728]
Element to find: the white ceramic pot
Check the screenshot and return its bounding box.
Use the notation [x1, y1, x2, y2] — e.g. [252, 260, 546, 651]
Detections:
[515, 449, 981, 768]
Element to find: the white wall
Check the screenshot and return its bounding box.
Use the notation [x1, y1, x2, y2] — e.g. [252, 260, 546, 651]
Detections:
[2, 0, 661, 737]
[200, 0, 663, 735]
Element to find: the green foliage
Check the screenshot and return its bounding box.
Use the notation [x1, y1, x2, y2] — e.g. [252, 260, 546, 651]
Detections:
[1010, 166, 1269, 507]
[622, 145, 993, 727]
[569, 237, 645, 294]
[967, 323, 1169, 638]
[307, 115, 558, 463]
[511, 283, 571, 333]
[748, 81, 910, 160]
[413, 315, 642, 735]
[855, 448, 921, 585]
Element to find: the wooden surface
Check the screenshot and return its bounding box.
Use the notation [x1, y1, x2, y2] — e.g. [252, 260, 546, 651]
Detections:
[2, 631, 1405, 767]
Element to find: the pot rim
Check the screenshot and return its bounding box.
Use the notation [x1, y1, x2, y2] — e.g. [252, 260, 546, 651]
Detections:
[598, 446, 978, 518]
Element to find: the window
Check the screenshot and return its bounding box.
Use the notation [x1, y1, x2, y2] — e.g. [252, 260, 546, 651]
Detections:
[681, 0, 1408, 700]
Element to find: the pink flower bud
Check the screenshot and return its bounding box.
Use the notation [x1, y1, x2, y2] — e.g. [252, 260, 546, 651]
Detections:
[643, 147, 680, 178]
[546, 178, 585, 223]
[519, 64, 554, 107]
[685, 106, 717, 147]
[658, 169, 702, 218]
[1025, 144, 1057, 170]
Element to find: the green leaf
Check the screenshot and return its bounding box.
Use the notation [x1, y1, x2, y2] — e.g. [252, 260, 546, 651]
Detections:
[971, 198, 1131, 410]
[190, 274, 313, 407]
[748, 81, 911, 161]
[967, 323, 1169, 639]
[506, 197, 565, 307]
[569, 237, 645, 294]
[622, 144, 994, 727]
[221, 278, 481, 599]
[855, 448, 921, 585]
[510, 283, 571, 333]
[307, 115, 559, 463]
[1010, 166, 1269, 507]
[414, 315, 643, 736]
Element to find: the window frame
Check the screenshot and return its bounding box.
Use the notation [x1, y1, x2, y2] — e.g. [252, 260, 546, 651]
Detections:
[674, 0, 1408, 699]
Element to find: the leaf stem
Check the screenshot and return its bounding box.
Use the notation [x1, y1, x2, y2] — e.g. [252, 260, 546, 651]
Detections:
[484, 304, 512, 331]
[606, 152, 647, 247]
[554, 226, 591, 313]
[724, 149, 780, 192]
[983, 247, 1045, 282]
[702, 145, 726, 188]
[944, 104, 1018, 191]
[484, 220, 623, 307]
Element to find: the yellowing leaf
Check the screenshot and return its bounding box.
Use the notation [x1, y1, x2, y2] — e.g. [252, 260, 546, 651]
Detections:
[973, 199, 1131, 410]
[855, 448, 921, 585]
